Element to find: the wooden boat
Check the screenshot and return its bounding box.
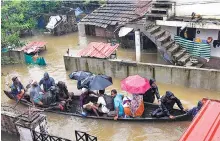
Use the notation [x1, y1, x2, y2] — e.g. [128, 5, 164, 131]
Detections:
[4, 90, 192, 122]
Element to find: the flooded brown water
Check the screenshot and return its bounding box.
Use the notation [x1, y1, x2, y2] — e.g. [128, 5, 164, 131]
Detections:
[1, 32, 220, 141]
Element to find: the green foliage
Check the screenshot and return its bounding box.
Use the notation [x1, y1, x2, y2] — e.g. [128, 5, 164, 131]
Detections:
[1, 0, 61, 48]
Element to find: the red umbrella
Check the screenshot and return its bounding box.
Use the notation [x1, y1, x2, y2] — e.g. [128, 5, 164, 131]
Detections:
[121, 75, 151, 94]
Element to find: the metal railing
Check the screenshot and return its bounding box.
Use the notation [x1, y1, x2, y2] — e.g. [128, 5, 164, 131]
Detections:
[32, 130, 71, 141]
[75, 131, 97, 141]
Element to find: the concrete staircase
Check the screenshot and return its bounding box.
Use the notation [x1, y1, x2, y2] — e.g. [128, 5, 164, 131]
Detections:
[146, 1, 174, 21]
[141, 1, 198, 67]
[142, 23, 198, 66]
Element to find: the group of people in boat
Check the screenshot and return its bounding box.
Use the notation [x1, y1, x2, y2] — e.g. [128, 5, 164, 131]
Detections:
[79, 79, 204, 120]
[9, 72, 73, 110]
[8, 73, 204, 120]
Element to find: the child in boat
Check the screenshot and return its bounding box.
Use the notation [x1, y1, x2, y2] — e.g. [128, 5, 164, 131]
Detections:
[123, 96, 132, 118]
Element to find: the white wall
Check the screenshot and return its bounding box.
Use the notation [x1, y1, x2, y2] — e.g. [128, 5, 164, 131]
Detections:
[160, 25, 220, 57]
[195, 29, 220, 57]
[169, 0, 220, 19]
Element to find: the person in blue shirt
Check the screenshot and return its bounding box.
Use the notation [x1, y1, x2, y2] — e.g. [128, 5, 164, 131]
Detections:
[186, 100, 203, 118]
[10, 76, 25, 101]
[39, 72, 55, 92]
[107, 89, 124, 120]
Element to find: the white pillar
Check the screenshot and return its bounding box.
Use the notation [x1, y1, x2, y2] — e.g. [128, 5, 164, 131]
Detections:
[135, 30, 141, 62]
[78, 22, 86, 36]
[15, 113, 48, 141]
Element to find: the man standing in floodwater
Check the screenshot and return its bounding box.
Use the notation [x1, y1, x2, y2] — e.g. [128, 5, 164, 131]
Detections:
[39, 72, 55, 92]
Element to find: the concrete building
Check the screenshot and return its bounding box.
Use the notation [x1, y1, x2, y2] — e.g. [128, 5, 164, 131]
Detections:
[149, 0, 220, 58]
[78, 1, 151, 37]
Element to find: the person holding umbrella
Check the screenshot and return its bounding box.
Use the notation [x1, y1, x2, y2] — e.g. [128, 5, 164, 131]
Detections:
[120, 75, 151, 118]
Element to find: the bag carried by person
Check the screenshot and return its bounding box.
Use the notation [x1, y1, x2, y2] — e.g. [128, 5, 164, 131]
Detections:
[103, 94, 114, 111]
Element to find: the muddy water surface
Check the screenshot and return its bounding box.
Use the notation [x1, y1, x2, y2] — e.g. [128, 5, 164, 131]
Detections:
[1, 32, 220, 141]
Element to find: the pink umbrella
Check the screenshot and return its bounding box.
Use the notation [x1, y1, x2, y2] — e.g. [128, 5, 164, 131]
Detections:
[121, 75, 151, 94]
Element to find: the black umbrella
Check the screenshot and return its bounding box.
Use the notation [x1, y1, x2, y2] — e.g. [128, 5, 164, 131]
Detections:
[69, 71, 93, 81]
[80, 75, 113, 90]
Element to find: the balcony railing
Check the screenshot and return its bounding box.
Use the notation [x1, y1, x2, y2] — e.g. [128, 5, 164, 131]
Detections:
[174, 36, 211, 58]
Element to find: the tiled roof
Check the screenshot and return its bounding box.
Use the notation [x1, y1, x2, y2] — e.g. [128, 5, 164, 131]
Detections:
[80, 0, 152, 28]
[78, 42, 119, 58]
[21, 41, 47, 54]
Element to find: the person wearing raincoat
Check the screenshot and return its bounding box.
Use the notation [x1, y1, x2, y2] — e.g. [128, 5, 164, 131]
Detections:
[186, 100, 203, 118]
[143, 79, 160, 103]
[151, 91, 185, 119]
[39, 72, 55, 92]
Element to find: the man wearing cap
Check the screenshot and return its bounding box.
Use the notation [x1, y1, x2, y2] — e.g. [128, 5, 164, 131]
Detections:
[10, 76, 25, 100]
[143, 79, 160, 103]
[30, 80, 45, 106]
[151, 91, 185, 119]
[39, 72, 55, 92]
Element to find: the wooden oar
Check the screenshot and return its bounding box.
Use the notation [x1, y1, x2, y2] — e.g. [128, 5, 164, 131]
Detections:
[13, 91, 25, 109]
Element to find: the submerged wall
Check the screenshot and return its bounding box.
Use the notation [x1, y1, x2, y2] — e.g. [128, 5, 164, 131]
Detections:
[1, 50, 25, 65]
[64, 56, 220, 91]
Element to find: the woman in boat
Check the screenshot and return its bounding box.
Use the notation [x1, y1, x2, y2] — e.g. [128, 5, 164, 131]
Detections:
[143, 79, 160, 103]
[130, 94, 144, 117]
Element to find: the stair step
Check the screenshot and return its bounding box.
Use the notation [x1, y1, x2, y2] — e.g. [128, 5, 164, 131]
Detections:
[147, 26, 160, 34]
[158, 34, 170, 43]
[152, 29, 165, 39]
[146, 13, 168, 18]
[173, 49, 187, 60]
[152, 2, 173, 5]
[184, 61, 194, 67]
[163, 40, 175, 49]
[168, 44, 180, 55]
[151, 7, 169, 12]
[178, 53, 191, 65]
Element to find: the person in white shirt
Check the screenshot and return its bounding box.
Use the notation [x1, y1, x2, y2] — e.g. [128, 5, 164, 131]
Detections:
[96, 90, 110, 114]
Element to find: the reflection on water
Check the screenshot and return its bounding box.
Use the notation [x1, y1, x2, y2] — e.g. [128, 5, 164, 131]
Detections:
[1, 32, 220, 141]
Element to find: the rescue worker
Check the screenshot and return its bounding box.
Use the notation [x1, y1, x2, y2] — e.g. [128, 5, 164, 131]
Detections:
[143, 79, 160, 103]
[151, 91, 185, 119]
[186, 100, 203, 118]
[10, 76, 25, 101]
[39, 72, 55, 92]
